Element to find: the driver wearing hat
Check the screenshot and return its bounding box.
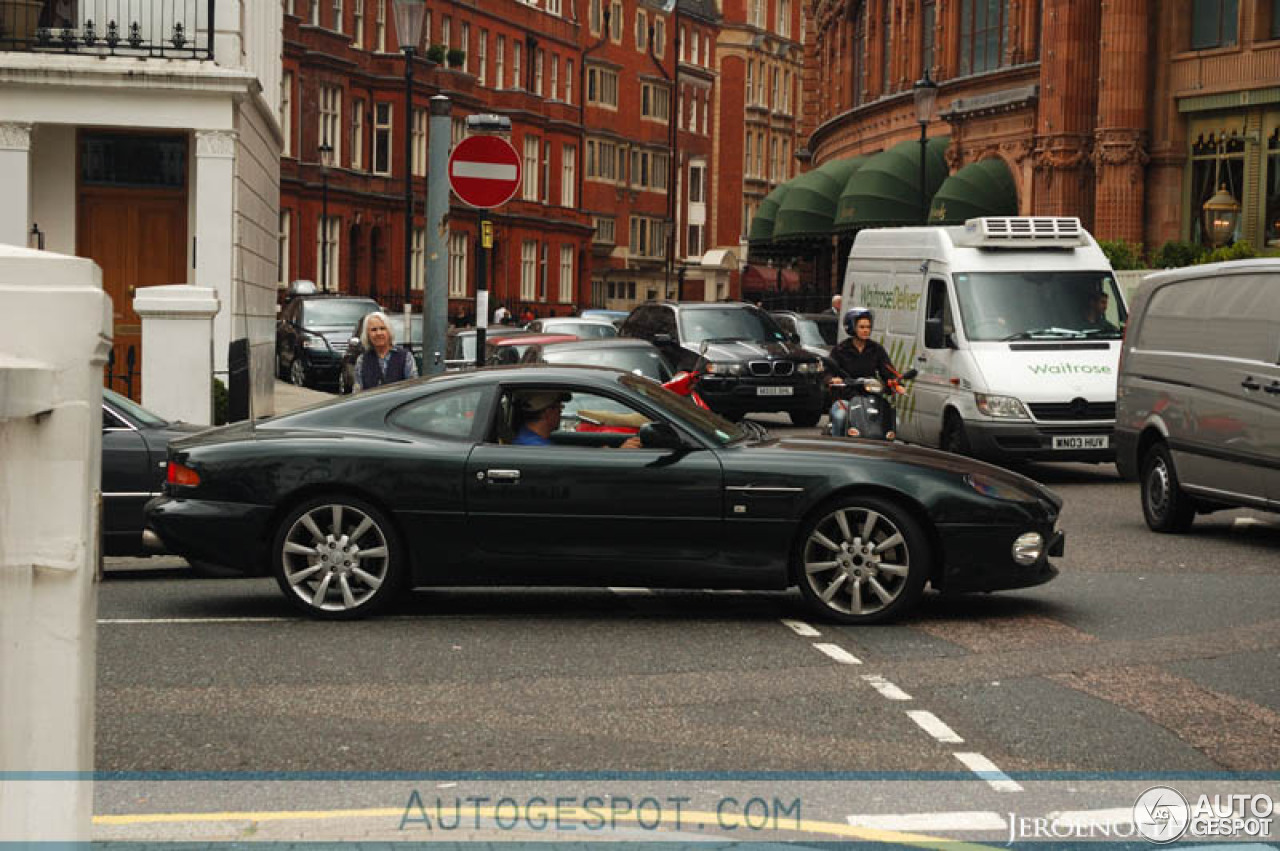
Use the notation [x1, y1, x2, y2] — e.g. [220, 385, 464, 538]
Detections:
[513, 391, 571, 446]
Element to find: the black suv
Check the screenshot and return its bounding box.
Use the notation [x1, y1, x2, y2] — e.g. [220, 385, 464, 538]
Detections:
[277, 294, 381, 388]
[619, 301, 827, 425]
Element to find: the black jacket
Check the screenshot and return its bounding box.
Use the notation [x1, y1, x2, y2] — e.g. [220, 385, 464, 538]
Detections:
[830, 338, 901, 384]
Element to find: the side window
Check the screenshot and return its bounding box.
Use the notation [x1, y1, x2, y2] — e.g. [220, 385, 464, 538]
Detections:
[622, 305, 657, 339]
[495, 387, 654, 447]
[103, 408, 130, 430]
[388, 388, 486, 439]
[925, 278, 954, 347]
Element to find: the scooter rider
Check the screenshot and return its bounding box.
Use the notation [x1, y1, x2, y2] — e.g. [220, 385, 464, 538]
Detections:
[830, 307, 904, 388]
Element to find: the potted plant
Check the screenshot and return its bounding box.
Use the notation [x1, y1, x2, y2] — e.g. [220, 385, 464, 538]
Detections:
[425, 43, 446, 64]
[447, 48, 466, 68]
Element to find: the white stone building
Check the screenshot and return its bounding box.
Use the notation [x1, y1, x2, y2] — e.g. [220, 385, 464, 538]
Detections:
[0, 1, 283, 415]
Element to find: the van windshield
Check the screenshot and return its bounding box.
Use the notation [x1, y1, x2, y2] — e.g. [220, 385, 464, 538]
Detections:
[953, 272, 1127, 341]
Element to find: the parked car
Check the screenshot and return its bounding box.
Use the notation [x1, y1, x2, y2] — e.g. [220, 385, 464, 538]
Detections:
[519, 338, 675, 382]
[771, 310, 839, 358]
[145, 365, 1064, 622]
[338, 313, 425, 394]
[525, 316, 619, 339]
[580, 308, 630, 327]
[276, 294, 381, 388]
[102, 388, 206, 556]
[1115, 259, 1280, 531]
[445, 326, 533, 370]
[619, 301, 827, 425]
[485, 333, 579, 365]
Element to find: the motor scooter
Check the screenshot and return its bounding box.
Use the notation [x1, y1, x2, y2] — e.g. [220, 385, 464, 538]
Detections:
[826, 368, 917, 441]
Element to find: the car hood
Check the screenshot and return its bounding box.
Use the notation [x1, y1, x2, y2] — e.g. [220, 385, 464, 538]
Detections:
[750, 434, 1063, 509]
[690, 339, 815, 362]
[968, 341, 1120, 402]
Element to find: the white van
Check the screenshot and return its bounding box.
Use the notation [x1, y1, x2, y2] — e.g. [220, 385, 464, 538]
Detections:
[841, 217, 1125, 463]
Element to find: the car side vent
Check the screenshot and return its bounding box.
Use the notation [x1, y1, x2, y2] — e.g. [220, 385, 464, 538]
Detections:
[959, 217, 1086, 248]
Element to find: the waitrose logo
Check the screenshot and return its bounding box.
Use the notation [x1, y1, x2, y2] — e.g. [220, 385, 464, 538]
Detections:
[1029, 363, 1113, 375]
[860, 284, 922, 313]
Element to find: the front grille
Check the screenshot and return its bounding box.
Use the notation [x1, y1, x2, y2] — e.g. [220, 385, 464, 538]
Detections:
[749, 360, 793, 376]
[1029, 401, 1115, 421]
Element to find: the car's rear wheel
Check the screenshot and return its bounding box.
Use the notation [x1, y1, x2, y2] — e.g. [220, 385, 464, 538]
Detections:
[789, 407, 823, 428]
[337, 367, 352, 395]
[795, 495, 930, 624]
[289, 357, 307, 387]
[1141, 442, 1196, 533]
[271, 495, 405, 619]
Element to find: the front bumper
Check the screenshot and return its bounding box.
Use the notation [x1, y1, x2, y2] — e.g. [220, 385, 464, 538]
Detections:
[935, 523, 1063, 593]
[698, 375, 825, 415]
[145, 496, 274, 576]
[964, 419, 1116, 463]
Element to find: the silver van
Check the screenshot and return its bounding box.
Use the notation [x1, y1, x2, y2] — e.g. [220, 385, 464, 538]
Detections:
[1115, 260, 1280, 531]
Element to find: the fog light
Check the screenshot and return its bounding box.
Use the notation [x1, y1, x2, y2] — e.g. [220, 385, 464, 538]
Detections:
[847, 427, 860, 436]
[1012, 532, 1044, 565]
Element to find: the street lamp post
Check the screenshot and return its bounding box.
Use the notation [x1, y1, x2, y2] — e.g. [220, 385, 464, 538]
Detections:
[318, 142, 332, 292]
[913, 70, 938, 226]
[394, 0, 428, 310]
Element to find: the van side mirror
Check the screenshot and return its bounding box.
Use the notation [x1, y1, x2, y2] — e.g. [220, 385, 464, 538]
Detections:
[638, 421, 685, 450]
[924, 317, 947, 349]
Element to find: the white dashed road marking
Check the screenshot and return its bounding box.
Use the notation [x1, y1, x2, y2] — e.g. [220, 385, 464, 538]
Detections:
[846, 811, 1008, 831]
[907, 710, 964, 743]
[813, 643, 862, 665]
[98, 617, 296, 625]
[862, 674, 912, 700]
[781, 619, 822, 637]
[953, 752, 1024, 792]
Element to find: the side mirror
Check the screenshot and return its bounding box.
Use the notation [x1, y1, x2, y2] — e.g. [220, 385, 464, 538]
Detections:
[638, 421, 685, 450]
[348, 336, 360, 348]
[653, 333, 675, 346]
[900, 368, 919, 381]
[924, 317, 946, 349]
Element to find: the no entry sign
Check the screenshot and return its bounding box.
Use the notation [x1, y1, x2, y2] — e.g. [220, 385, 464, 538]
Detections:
[448, 135, 521, 209]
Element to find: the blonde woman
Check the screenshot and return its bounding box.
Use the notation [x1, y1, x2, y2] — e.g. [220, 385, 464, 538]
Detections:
[353, 311, 418, 391]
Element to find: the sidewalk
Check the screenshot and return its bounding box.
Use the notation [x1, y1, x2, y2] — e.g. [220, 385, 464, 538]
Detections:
[273, 379, 335, 415]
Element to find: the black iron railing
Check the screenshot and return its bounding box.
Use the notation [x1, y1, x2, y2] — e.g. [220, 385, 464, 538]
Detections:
[1, 1, 214, 59]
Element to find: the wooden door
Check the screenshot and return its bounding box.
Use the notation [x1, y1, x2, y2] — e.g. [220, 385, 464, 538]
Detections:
[78, 189, 188, 400]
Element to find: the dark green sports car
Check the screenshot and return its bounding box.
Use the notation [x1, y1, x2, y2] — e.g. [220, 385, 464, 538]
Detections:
[145, 366, 1064, 621]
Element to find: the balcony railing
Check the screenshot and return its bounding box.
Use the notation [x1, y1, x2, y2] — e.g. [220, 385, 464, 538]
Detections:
[1, 1, 214, 59]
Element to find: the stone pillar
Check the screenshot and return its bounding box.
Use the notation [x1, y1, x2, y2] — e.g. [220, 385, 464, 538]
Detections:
[1093, 0, 1149, 244]
[0, 123, 33, 248]
[1033, 0, 1100, 223]
[193, 129, 237, 380]
[134, 284, 220, 425]
[0, 245, 110, 842]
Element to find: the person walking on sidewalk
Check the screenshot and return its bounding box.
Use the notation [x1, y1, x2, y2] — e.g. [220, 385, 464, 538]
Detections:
[353, 311, 417, 392]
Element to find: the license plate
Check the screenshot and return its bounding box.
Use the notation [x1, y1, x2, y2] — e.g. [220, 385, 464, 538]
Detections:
[1052, 435, 1108, 450]
[757, 386, 794, 396]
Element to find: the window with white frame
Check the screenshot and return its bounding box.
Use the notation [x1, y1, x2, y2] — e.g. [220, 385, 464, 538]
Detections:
[534, 48, 544, 96]
[564, 59, 573, 103]
[550, 55, 559, 100]
[547, 0, 560, 14]
[353, 0, 364, 45]
[539, 242, 548, 299]
[678, 88, 685, 130]
[411, 226, 425, 291]
[770, 137, 778, 180]
[779, 0, 791, 37]
[541, 142, 551, 203]
[749, 0, 764, 28]
[558, 245, 573, 302]
[351, 97, 364, 170]
[448, 231, 468, 297]
[589, 0, 602, 35]
[629, 149, 669, 190]
[686, 222, 703, 257]
[783, 70, 791, 113]
[496, 36, 505, 87]
[412, 108, 426, 176]
[755, 131, 764, 177]
[451, 116, 467, 145]
[461, 22, 469, 69]
[635, 9, 646, 50]
[309, 0, 319, 26]
[561, 145, 575, 206]
[373, 101, 392, 175]
[746, 60, 755, 106]
[629, 215, 663, 258]
[512, 40, 522, 88]
[423, 9, 431, 45]
[585, 137, 622, 181]
[318, 216, 340, 291]
[701, 95, 708, 134]
[521, 240, 537, 300]
[375, 0, 385, 50]
[523, 135, 539, 200]
[442, 16, 451, 48]
[478, 30, 488, 85]
[689, 89, 697, 133]
[679, 25, 686, 61]
[281, 72, 293, 157]
[689, 163, 705, 203]
[690, 27, 699, 63]
[744, 134, 753, 177]
[592, 215, 616, 244]
[278, 211, 290, 286]
[770, 66, 778, 109]
[702, 34, 709, 66]
[654, 17, 665, 58]
[641, 81, 670, 120]
[320, 84, 342, 164]
[332, 0, 343, 33]
[587, 65, 619, 107]
[609, 0, 622, 41]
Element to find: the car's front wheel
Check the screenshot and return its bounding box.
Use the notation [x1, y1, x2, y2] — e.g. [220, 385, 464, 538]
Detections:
[289, 357, 308, 387]
[271, 495, 406, 619]
[795, 495, 930, 624]
[1141, 442, 1196, 533]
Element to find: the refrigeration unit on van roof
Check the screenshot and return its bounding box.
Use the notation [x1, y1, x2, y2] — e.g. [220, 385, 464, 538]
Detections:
[955, 217, 1087, 249]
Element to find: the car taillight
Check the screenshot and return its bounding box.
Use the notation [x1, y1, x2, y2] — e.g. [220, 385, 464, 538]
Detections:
[166, 461, 200, 487]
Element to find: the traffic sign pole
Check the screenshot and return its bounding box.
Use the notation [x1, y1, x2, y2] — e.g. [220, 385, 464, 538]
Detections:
[475, 213, 489, 368]
[422, 95, 451, 376]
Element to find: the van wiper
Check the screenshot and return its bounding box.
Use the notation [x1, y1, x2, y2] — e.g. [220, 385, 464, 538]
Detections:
[1079, 327, 1123, 339]
[1002, 327, 1085, 341]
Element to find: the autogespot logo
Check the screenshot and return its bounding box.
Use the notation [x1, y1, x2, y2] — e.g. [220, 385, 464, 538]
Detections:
[1134, 786, 1190, 843]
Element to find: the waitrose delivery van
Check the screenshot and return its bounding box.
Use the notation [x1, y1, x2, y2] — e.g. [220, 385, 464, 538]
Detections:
[841, 217, 1125, 463]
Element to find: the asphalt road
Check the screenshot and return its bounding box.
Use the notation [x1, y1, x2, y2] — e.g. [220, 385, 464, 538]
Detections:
[92, 421, 1280, 841]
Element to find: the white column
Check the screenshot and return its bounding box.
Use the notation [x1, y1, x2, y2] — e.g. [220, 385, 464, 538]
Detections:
[0, 123, 33, 248]
[0, 245, 111, 842]
[194, 129, 237, 378]
[134, 284, 221, 425]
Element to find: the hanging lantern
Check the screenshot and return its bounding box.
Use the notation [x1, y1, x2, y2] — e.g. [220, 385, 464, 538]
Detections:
[1201, 184, 1240, 247]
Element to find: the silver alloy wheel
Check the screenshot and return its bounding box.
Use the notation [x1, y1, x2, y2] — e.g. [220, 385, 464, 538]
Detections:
[289, 358, 307, 386]
[1145, 455, 1172, 519]
[280, 503, 390, 613]
[801, 506, 912, 617]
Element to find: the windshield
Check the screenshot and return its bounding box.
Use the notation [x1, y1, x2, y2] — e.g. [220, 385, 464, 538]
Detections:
[796, 317, 837, 346]
[303, 299, 380, 327]
[104, 387, 167, 427]
[678, 306, 788, 344]
[620, 374, 746, 446]
[953, 272, 1127, 341]
[544, 347, 673, 381]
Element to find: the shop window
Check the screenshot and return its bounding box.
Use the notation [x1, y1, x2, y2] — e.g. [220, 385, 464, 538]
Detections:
[1191, 0, 1238, 49]
[1189, 129, 1246, 246]
[1265, 126, 1280, 248]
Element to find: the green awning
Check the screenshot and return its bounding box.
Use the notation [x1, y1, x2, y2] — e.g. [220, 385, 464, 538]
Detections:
[834, 136, 950, 231]
[928, 157, 1018, 224]
[772, 156, 870, 240]
[747, 183, 793, 244]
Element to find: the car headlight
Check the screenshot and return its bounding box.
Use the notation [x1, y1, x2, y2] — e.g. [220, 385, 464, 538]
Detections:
[705, 361, 743, 376]
[1012, 532, 1045, 565]
[975, 393, 1030, 420]
[797, 361, 824, 374]
[966, 473, 1035, 502]
[302, 336, 330, 351]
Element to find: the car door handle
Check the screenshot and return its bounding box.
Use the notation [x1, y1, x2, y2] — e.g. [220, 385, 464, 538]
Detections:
[1241, 377, 1262, 391]
[483, 469, 521, 483]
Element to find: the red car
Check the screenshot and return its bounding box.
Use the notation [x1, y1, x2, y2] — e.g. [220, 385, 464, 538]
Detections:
[485, 333, 579, 365]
